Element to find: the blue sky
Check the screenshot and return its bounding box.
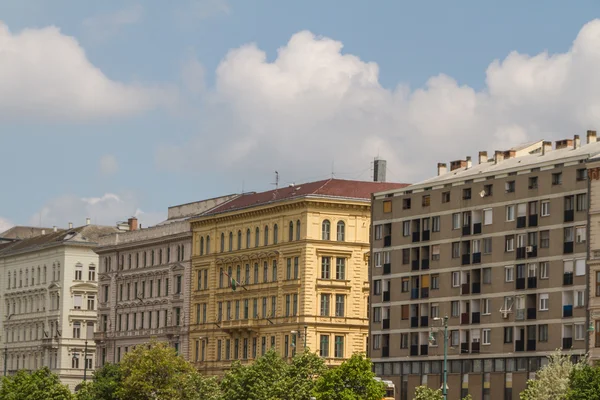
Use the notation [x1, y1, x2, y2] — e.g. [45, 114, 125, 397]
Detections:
[1, 0, 599, 230]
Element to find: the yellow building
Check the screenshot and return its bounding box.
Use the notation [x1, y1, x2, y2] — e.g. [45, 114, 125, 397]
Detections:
[189, 178, 407, 375]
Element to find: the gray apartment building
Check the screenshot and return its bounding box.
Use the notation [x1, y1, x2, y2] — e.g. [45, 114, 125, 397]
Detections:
[370, 131, 600, 400]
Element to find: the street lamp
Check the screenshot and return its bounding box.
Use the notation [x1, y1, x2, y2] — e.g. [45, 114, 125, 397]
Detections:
[429, 315, 449, 400]
[4, 313, 14, 377]
[83, 340, 88, 382]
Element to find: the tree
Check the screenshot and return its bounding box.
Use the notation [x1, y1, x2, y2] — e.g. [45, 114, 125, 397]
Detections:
[116, 340, 220, 400]
[312, 353, 385, 400]
[567, 363, 600, 399]
[412, 386, 472, 400]
[520, 350, 586, 400]
[0, 367, 73, 400]
[280, 350, 327, 400]
[75, 363, 122, 400]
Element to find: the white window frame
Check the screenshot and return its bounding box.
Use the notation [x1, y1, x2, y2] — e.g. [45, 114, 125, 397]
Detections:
[451, 272, 460, 287]
[452, 213, 460, 230]
[541, 200, 550, 217]
[539, 294, 549, 311]
[540, 262, 549, 279]
[505, 266, 514, 282]
[575, 259, 586, 276]
[375, 225, 382, 240]
[505, 236, 515, 252]
[374, 253, 381, 268]
[483, 208, 493, 225]
[506, 205, 515, 221]
[575, 324, 585, 340]
[576, 226, 586, 243]
[483, 329, 491, 345]
[402, 221, 410, 237]
[575, 290, 585, 307]
[482, 298, 490, 315]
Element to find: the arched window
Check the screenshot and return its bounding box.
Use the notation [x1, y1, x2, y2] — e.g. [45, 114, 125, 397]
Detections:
[255, 228, 260, 247]
[220, 233, 225, 253]
[159, 249, 163, 264]
[128, 254, 132, 269]
[264, 226, 269, 246]
[31, 268, 35, 285]
[273, 224, 278, 244]
[245, 264, 250, 284]
[289, 221, 294, 241]
[37, 267, 40, 285]
[206, 236, 210, 255]
[25, 270, 28, 287]
[322, 220, 331, 240]
[246, 229, 251, 248]
[43, 266, 46, 284]
[229, 232, 233, 252]
[296, 220, 301, 241]
[200, 237, 204, 256]
[337, 221, 346, 241]
[151, 250, 155, 266]
[237, 231, 242, 250]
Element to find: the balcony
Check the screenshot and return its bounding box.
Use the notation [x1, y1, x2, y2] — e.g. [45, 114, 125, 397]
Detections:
[527, 340, 536, 351]
[471, 312, 480, 324]
[420, 288, 429, 299]
[410, 317, 419, 328]
[461, 313, 469, 325]
[472, 252, 481, 264]
[421, 259, 430, 270]
[383, 263, 391, 275]
[516, 277, 526, 290]
[41, 337, 59, 349]
[529, 214, 538, 227]
[383, 291, 390, 302]
[462, 254, 471, 266]
[564, 209, 574, 223]
[516, 247, 526, 260]
[564, 242, 574, 254]
[471, 342, 480, 354]
[412, 232, 421, 243]
[563, 338, 573, 349]
[382, 319, 390, 330]
[411, 260, 419, 271]
[461, 283, 471, 295]
[420, 316, 429, 327]
[527, 308, 537, 320]
[420, 344, 429, 356]
[527, 246, 538, 258]
[527, 277, 537, 289]
[383, 235, 391, 247]
[563, 272, 574, 286]
[461, 342, 469, 354]
[472, 282, 481, 294]
[410, 345, 419, 356]
[462, 225, 471, 236]
[517, 216, 527, 229]
[411, 289, 419, 300]
[422, 230, 430, 241]
[473, 223, 482, 235]
[563, 305, 573, 318]
[516, 309, 525, 321]
[515, 340, 525, 352]
[382, 347, 389, 358]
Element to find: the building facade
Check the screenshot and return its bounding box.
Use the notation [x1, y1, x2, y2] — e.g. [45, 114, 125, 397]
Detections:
[0, 222, 119, 391]
[587, 157, 600, 360]
[370, 132, 600, 400]
[93, 196, 236, 366]
[189, 179, 406, 375]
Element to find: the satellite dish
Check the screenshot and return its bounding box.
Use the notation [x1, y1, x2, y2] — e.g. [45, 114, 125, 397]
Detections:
[479, 190, 486, 198]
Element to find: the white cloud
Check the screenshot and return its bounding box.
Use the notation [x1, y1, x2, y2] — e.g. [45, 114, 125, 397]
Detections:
[29, 193, 165, 229]
[82, 4, 143, 42]
[157, 20, 600, 184]
[0, 217, 13, 235]
[0, 21, 173, 122]
[99, 154, 119, 176]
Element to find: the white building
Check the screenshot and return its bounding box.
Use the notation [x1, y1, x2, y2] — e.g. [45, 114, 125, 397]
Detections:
[0, 222, 119, 390]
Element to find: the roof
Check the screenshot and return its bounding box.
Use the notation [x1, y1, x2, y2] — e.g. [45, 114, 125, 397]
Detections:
[0, 225, 120, 257]
[0, 226, 54, 241]
[203, 178, 409, 216]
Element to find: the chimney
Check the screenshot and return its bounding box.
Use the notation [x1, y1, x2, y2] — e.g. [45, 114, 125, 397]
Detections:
[450, 160, 467, 171]
[86, 218, 91, 226]
[494, 151, 504, 164]
[478, 151, 488, 164]
[128, 217, 138, 231]
[53, 226, 57, 232]
[437, 163, 447, 176]
[373, 158, 387, 182]
[574, 135, 581, 149]
[542, 141, 552, 155]
[68, 222, 73, 229]
[466, 156, 472, 169]
[588, 130, 597, 144]
[555, 139, 573, 150]
[503, 150, 516, 159]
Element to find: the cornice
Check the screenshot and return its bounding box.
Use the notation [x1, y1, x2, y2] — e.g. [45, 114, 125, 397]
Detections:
[95, 232, 192, 254]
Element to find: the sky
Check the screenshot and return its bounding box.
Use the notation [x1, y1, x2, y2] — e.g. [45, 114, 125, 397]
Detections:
[1, 0, 600, 232]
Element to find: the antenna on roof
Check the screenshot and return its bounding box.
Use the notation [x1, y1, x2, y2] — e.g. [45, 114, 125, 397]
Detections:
[331, 160, 335, 179]
[272, 171, 279, 200]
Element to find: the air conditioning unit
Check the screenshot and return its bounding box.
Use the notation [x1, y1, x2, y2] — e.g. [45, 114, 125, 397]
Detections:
[526, 246, 533, 252]
[502, 313, 509, 319]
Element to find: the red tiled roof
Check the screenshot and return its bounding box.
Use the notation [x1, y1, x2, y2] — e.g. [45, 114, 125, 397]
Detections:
[204, 179, 409, 216]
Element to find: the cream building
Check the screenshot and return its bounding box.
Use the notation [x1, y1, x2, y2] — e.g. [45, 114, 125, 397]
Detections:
[0, 222, 119, 391]
[189, 178, 406, 375]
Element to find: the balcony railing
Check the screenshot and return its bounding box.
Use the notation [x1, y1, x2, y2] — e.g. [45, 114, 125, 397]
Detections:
[411, 260, 420, 271]
[564, 242, 574, 254]
[383, 291, 390, 302]
[382, 319, 390, 330]
[420, 344, 429, 356]
[516, 277, 526, 290]
[528, 277, 537, 289]
[517, 216, 527, 229]
[563, 338, 573, 349]
[471, 312, 480, 324]
[421, 259, 430, 270]
[420, 316, 429, 327]
[410, 345, 419, 356]
[527, 340, 536, 351]
[461, 313, 469, 325]
[461, 283, 470, 295]
[516, 247, 526, 259]
[383, 263, 391, 275]
[473, 223, 482, 235]
[462, 254, 471, 265]
[412, 232, 421, 243]
[527, 308, 537, 320]
[563, 272, 573, 286]
[462, 225, 471, 236]
[382, 346, 390, 357]
[527, 246, 538, 258]
[410, 317, 419, 328]
[471, 342, 480, 353]
[383, 236, 391, 247]
[515, 340, 525, 352]
[516, 309, 525, 320]
[564, 209, 574, 223]
[411, 289, 419, 299]
[472, 282, 481, 294]
[563, 305, 573, 318]
[461, 342, 469, 354]
[422, 230, 430, 241]
[472, 252, 481, 264]
[528, 214, 538, 227]
[420, 288, 429, 299]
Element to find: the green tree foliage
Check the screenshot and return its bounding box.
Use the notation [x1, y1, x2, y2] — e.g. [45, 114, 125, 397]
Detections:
[280, 350, 328, 400]
[520, 350, 586, 400]
[313, 353, 385, 400]
[567, 363, 600, 400]
[0, 367, 73, 400]
[75, 363, 122, 400]
[412, 386, 472, 400]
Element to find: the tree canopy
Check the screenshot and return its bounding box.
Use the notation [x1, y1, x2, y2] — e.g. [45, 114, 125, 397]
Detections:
[0, 367, 73, 400]
[567, 363, 600, 400]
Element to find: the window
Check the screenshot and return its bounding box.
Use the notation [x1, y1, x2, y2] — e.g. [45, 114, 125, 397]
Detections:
[263, 262, 268, 283]
[451, 272, 460, 287]
[505, 236, 515, 252]
[540, 262, 549, 279]
[374, 225, 382, 240]
[175, 275, 182, 294]
[483, 329, 491, 345]
[483, 267, 492, 284]
[272, 260, 278, 282]
[539, 294, 549, 311]
[74, 295, 82, 310]
[73, 322, 81, 338]
[575, 324, 585, 340]
[432, 245, 440, 261]
[565, 227, 574, 243]
[504, 327, 513, 343]
[576, 290, 585, 307]
[402, 198, 411, 210]
[273, 224, 278, 244]
[255, 227, 260, 247]
[577, 194, 587, 211]
[87, 295, 95, 310]
[335, 258, 345, 280]
[452, 213, 460, 230]
[321, 257, 331, 279]
[422, 195, 431, 207]
[264, 226, 269, 246]
[482, 299, 490, 314]
[540, 230, 550, 248]
[552, 172, 562, 185]
[400, 333, 409, 348]
[529, 176, 538, 189]
[483, 237, 492, 254]
[577, 168, 587, 181]
[431, 275, 439, 290]
[483, 184, 493, 196]
[432, 216, 440, 232]
[505, 266, 514, 282]
[320, 335, 329, 357]
[442, 191, 450, 203]
[334, 336, 344, 358]
[335, 295, 345, 317]
[402, 221, 410, 237]
[576, 226, 586, 243]
[451, 301, 459, 317]
[506, 205, 515, 221]
[220, 233, 225, 253]
[539, 202, 550, 218]
[463, 188, 471, 200]
[293, 257, 299, 279]
[400, 277, 409, 292]
[75, 264, 82, 280]
[336, 221, 345, 241]
[451, 330, 459, 347]
[505, 181, 515, 193]
[452, 242, 460, 258]
[431, 304, 439, 319]
[483, 209, 493, 225]
[320, 294, 330, 316]
[382, 200, 392, 213]
[373, 280, 381, 295]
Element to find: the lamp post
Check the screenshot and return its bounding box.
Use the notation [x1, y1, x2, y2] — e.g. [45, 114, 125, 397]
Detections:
[429, 315, 449, 400]
[83, 340, 88, 382]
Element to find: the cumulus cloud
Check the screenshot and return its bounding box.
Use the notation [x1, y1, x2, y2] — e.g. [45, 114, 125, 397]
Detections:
[29, 193, 165, 229]
[99, 154, 119, 176]
[0, 22, 173, 122]
[157, 19, 600, 184]
[82, 4, 143, 42]
[0, 217, 13, 234]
